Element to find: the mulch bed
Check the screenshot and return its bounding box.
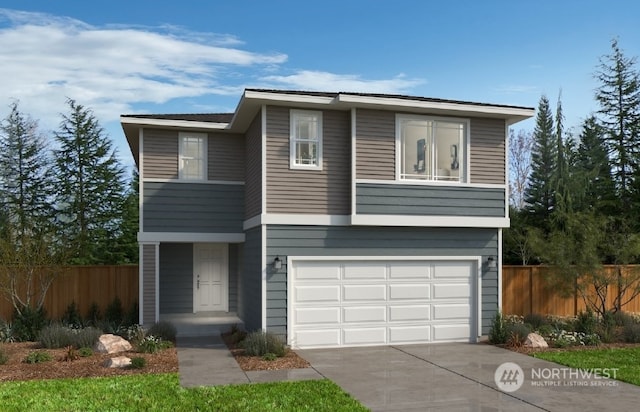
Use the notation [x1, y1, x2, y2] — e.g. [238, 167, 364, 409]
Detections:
[221, 332, 310, 371]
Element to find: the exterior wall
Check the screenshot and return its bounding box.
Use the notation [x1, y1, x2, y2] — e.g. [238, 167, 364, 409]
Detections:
[355, 109, 395, 180]
[208, 132, 245, 182]
[469, 118, 506, 185]
[143, 129, 178, 179]
[245, 114, 262, 219]
[266, 225, 498, 337]
[142, 244, 157, 325]
[356, 183, 506, 217]
[265, 106, 351, 214]
[229, 243, 239, 313]
[159, 243, 193, 314]
[143, 182, 244, 233]
[240, 227, 262, 331]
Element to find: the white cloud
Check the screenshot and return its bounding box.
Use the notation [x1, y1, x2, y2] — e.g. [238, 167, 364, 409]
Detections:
[261, 70, 425, 94]
[495, 85, 539, 94]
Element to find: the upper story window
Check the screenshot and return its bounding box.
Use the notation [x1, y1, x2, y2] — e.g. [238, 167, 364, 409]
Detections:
[290, 110, 322, 170]
[179, 132, 207, 180]
[397, 115, 467, 182]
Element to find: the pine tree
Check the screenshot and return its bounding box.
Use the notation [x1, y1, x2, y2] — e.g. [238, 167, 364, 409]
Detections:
[112, 169, 139, 264]
[524, 95, 557, 228]
[52, 99, 126, 264]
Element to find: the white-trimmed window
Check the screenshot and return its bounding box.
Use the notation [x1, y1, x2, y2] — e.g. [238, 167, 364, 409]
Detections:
[179, 132, 207, 180]
[397, 115, 467, 182]
[290, 110, 322, 170]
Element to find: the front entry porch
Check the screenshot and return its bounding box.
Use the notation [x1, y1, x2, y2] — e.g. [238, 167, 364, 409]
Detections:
[161, 311, 244, 337]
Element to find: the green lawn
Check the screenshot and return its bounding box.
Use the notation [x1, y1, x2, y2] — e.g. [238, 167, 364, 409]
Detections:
[0, 373, 368, 412]
[532, 347, 640, 386]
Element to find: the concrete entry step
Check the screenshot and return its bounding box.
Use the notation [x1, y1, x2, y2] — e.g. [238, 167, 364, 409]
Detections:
[160, 312, 244, 337]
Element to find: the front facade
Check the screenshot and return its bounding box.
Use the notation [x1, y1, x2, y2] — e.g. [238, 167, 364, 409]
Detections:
[121, 89, 534, 349]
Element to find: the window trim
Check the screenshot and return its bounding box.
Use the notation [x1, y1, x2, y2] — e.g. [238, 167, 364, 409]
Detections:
[395, 114, 469, 184]
[290, 109, 323, 171]
[178, 132, 208, 181]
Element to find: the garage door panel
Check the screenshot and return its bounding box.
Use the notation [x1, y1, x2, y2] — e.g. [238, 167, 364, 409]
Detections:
[343, 264, 386, 280]
[343, 306, 386, 323]
[389, 325, 431, 343]
[295, 329, 340, 348]
[295, 307, 340, 324]
[295, 285, 340, 302]
[343, 284, 386, 301]
[295, 263, 341, 280]
[433, 283, 470, 299]
[433, 262, 473, 278]
[343, 327, 386, 345]
[389, 284, 430, 300]
[389, 305, 430, 321]
[389, 263, 430, 279]
[433, 304, 471, 320]
[433, 324, 471, 341]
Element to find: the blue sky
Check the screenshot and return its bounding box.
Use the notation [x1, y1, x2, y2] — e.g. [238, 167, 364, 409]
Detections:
[1, 1, 639, 168]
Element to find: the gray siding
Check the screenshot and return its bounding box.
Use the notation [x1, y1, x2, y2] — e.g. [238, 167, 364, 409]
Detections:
[159, 243, 193, 314]
[356, 183, 506, 217]
[245, 113, 262, 219]
[470, 118, 506, 185]
[266, 106, 351, 214]
[229, 243, 239, 313]
[355, 109, 395, 180]
[142, 244, 157, 325]
[143, 129, 178, 179]
[240, 227, 262, 331]
[143, 181, 244, 233]
[266, 225, 498, 337]
[208, 133, 246, 182]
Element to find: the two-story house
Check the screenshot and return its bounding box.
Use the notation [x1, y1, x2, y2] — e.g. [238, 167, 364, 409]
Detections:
[121, 89, 534, 349]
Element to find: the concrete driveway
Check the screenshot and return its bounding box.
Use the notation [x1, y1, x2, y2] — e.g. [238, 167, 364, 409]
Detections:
[299, 343, 640, 411]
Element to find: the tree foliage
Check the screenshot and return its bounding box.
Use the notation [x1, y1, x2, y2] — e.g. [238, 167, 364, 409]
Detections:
[508, 129, 533, 210]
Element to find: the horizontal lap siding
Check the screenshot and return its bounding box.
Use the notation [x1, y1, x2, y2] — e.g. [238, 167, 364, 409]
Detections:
[242, 227, 262, 331]
[229, 244, 239, 313]
[143, 182, 244, 233]
[144, 130, 178, 179]
[209, 133, 246, 181]
[266, 226, 499, 337]
[245, 114, 262, 219]
[159, 243, 192, 314]
[355, 109, 395, 180]
[142, 244, 156, 325]
[266, 106, 350, 214]
[356, 183, 506, 217]
[470, 118, 506, 185]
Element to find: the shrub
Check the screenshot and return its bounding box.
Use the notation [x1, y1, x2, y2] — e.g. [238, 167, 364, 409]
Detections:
[549, 330, 600, 347]
[535, 324, 554, 337]
[262, 352, 277, 361]
[78, 347, 93, 357]
[73, 326, 102, 349]
[39, 324, 102, 349]
[523, 313, 547, 330]
[612, 311, 636, 327]
[123, 301, 139, 328]
[0, 346, 8, 365]
[148, 321, 177, 343]
[137, 335, 173, 354]
[0, 318, 14, 343]
[24, 350, 52, 364]
[505, 323, 531, 348]
[62, 301, 83, 328]
[623, 323, 640, 343]
[105, 297, 124, 326]
[124, 324, 146, 345]
[488, 312, 508, 344]
[241, 330, 286, 357]
[86, 302, 102, 326]
[62, 346, 79, 362]
[12, 306, 47, 342]
[129, 356, 146, 369]
[575, 310, 597, 335]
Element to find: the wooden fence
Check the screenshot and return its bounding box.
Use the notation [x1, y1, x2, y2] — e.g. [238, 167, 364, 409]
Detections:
[503, 265, 640, 316]
[0, 265, 138, 321]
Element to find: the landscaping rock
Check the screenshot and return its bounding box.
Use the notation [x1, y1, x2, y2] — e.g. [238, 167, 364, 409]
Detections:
[524, 332, 548, 348]
[104, 356, 131, 368]
[95, 334, 132, 354]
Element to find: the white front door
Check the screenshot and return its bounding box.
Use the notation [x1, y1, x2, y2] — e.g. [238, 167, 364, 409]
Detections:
[193, 243, 228, 312]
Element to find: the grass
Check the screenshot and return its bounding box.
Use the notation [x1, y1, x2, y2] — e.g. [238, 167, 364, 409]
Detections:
[0, 373, 368, 412]
[532, 347, 640, 386]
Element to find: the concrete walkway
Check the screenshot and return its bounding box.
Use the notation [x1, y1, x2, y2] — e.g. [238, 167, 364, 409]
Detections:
[176, 335, 322, 387]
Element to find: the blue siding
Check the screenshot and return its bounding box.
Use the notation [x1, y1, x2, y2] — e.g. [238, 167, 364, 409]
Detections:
[356, 183, 506, 217]
[266, 225, 499, 337]
[159, 243, 192, 314]
[241, 227, 262, 331]
[143, 182, 244, 233]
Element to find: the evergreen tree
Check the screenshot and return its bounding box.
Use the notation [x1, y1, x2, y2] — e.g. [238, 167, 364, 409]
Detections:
[524, 95, 557, 228]
[111, 169, 139, 264]
[52, 99, 126, 264]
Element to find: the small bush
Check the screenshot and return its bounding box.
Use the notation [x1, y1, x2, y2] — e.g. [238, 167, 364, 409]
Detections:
[523, 313, 547, 330]
[0, 346, 8, 365]
[124, 324, 146, 345]
[24, 350, 52, 364]
[39, 324, 102, 349]
[105, 297, 124, 326]
[623, 323, 640, 343]
[62, 346, 79, 362]
[62, 301, 83, 328]
[505, 323, 531, 347]
[137, 335, 173, 354]
[123, 301, 139, 328]
[86, 302, 102, 327]
[575, 310, 597, 335]
[73, 326, 102, 349]
[0, 318, 14, 343]
[488, 312, 508, 344]
[535, 324, 554, 337]
[129, 356, 146, 369]
[78, 347, 93, 357]
[612, 311, 636, 327]
[262, 352, 277, 361]
[12, 306, 47, 342]
[241, 330, 286, 357]
[148, 321, 177, 343]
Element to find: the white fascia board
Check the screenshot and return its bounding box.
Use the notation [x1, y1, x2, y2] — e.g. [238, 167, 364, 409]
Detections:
[262, 214, 351, 226]
[351, 215, 510, 228]
[243, 90, 336, 105]
[355, 179, 506, 190]
[120, 116, 229, 130]
[137, 232, 245, 243]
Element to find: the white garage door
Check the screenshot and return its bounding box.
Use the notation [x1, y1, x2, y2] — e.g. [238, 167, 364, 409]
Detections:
[289, 259, 477, 349]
